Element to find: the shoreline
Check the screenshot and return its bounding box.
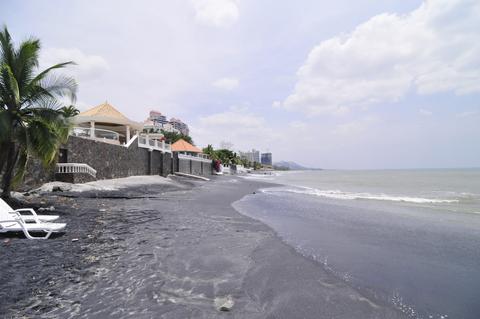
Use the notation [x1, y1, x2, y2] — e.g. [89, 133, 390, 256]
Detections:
[1, 175, 405, 318]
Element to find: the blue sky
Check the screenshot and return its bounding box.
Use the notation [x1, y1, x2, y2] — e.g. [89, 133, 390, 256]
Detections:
[2, 0, 479, 168]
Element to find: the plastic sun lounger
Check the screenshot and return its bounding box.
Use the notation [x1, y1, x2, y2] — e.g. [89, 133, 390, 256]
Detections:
[0, 200, 66, 239]
[0, 198, 60, 222]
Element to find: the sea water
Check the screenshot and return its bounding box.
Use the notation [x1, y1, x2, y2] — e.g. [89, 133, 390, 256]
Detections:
[234, 169, 480, 319]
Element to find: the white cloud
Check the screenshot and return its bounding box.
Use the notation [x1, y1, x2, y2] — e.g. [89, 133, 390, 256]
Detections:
[419, 109, 433, 116]
[191, 109, 278, 150]
[289, 120, 308, 131]
[283, 0, 480, 115]
[191, 0, 239, 27]
[40, 48, 109, 81]
[212, 77, 240, 90]
[456, 110, 478, 118]
[332, 116, 379, 136]
[272, 100, 282, 108]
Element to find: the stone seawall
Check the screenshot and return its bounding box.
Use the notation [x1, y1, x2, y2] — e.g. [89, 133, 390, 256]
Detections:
[57, 136, 174, 183]
[18, 136, 211, 189]
[177, 158, 212, 177]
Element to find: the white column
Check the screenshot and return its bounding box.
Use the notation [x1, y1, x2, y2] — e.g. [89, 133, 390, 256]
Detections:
[90, 121, 95, 138]
[126, 125, 131, 143]
[162, 140, 165, 150]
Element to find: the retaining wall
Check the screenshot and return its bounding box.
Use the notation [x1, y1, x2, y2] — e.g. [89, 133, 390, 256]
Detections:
[18, 136, 211, 189]
[57, 136, 173, 183]
[177, 157, 212, 177]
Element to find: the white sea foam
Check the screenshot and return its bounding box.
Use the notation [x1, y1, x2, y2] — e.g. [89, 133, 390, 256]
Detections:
[239, 172, 279, 180]
[261, 187, 459, 204]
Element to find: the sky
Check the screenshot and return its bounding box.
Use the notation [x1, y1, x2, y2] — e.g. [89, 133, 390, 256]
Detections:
[2, 0, 479, 169]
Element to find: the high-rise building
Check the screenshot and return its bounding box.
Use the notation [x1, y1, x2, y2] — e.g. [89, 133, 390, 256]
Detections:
[144, 111, 192, 135]
[239, 149, 260, 163]
[252, 149, 260, 163]
[170, 118, 190, 136]
[149, 111, 168, 125]
[261, 153, 272, 166]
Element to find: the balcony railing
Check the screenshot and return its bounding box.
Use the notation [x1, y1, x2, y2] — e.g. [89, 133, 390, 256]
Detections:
[138, 134, 172, 153]
[178, 152, 211, 163]
[56, 163, 97, 178]
[71, 127, 120, 144]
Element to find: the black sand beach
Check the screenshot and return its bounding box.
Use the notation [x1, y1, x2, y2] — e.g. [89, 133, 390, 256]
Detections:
[1, 176, 406, 318]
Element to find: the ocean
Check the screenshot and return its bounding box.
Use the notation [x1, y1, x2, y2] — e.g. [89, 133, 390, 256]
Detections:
[234, 169, 480, 319]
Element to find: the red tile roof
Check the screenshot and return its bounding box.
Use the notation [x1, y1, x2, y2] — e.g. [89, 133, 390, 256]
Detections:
[171, 139, 202, 153]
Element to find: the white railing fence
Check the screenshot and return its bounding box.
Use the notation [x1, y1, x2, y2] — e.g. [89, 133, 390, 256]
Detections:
[178, 152, 212, 163]
[137, 135, 172, 153]
[56, 163, 97, 178]
[71, 127, 120, 142]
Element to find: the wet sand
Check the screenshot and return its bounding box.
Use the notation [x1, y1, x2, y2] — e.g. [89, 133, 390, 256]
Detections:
[0, 176, 406, 318]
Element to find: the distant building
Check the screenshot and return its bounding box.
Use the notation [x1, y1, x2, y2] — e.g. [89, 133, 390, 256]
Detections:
[144, 111, 184, 134]
[149, 111, 168, 125]
[170, 118, 190, 136]
[239, 149, 260, 163]
[261, 153, 272, 166]
[252, 149, 260, 163]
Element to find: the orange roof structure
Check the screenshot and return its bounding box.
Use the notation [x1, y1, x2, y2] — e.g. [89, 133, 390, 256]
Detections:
[171, 139, 202, 153]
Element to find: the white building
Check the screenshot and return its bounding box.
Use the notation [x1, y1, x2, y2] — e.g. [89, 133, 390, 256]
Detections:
[239, 149, 260, 163]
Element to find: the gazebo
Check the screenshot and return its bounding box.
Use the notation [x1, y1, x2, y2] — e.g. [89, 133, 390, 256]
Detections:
[72, 102, 142, 145]
[171, 139, 202, 155]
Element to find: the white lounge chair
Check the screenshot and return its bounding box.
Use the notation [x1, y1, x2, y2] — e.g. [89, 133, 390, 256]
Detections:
[0, 200, 66, 240]
[0, 198, 59, 222]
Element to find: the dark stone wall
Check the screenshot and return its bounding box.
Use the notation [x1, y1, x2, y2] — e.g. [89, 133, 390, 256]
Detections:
[66, 136, 150, 180]
[63, 136, 173, 181]
[16, 158, 55, 191]
[160, 153, 172, 177]
[176, 156, 212, 177]
[55, 172, 96, 184]
[202, 162, 212, 175]
[191, 161, 202, 176]
[172, 153, 179, 173]
[178, 158, 191, 174]
[17, 137, 215, 189]
[150, 151, 161, 175]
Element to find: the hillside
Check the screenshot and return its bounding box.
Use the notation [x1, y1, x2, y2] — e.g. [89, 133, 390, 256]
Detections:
[273, 161, 318, 170]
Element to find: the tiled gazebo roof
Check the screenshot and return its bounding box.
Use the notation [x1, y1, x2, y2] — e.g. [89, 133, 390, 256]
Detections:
[171, 139, 202, 153]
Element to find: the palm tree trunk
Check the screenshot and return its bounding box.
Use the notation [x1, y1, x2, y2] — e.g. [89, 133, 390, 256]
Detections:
[1, 142, 18, 199]
[0, 142, 7, 175]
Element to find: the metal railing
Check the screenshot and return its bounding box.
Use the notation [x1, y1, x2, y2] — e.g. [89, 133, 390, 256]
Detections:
[137, 134, 172, 153]
[56, 163, 97, 178]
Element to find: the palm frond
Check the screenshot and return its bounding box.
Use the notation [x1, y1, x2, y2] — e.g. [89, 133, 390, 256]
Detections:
[38, 73, 77, 104]
[0, 26, 15, 67]
[23, 118, 60, 165]
[14, 38, 40, 96]
[28, 61, 75, 86]
[0, 63, 20, 106]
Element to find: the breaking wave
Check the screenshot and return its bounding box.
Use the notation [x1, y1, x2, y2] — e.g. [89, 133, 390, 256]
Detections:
[261, 187, 459, 204]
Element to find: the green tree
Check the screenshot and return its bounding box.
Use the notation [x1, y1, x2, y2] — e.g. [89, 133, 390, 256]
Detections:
[161, 130, 193, 145]
[60, 105, 80, 118]
[215, 149, 238, 165]
[0, 26, 77, 199]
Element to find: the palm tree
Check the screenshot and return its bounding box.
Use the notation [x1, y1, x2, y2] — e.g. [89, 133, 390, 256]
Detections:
[60, 105, 80, 118]
[202, 144, 217, 160]
[0, 26, 77, 199]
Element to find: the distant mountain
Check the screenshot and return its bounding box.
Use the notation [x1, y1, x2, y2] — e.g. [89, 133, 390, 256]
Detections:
[273, 161, 319, 170]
